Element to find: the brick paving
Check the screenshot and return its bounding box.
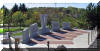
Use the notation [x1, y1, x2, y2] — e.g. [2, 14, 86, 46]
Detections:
[30, 29, 88, 44]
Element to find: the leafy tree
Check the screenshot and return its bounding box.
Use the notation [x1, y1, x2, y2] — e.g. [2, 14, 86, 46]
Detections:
[86, 3, 100, 39]
[1, 5, 9, 16]
[1, 5, 13, 49]
[12, 11, 25, 29]
[86, 3, 97, 29]
[1, 5, 10, 27]
[0, 9, 3, 24]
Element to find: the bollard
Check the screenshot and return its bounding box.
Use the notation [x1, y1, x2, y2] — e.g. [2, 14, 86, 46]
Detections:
[92, 30, 94, 41]
[88, 32, 90, 45]
[95, 27, 97, 38]
[95, 27, 96, 37]
[47, 41, 50, 51]
[91, 30, 93, 42]
[95, 26, 97, 38]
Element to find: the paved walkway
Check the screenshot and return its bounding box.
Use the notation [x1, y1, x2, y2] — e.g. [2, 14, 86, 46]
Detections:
[30, 29, 88, 45]
[0, 29, 97, 49]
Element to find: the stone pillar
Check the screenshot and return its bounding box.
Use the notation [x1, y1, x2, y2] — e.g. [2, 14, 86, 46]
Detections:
[40, 14, 47, 28]
[51, 21, 60, 32]
[62, 22, 71, 30]
[30, 23, 39, 38]
[40, 14, 50, 34]
[22, 28, 30, 44]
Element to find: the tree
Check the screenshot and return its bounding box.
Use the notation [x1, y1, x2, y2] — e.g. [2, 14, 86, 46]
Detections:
[0, 9, 3, 24]
[97, 4, 100, 29]
[86, 3, 100, 39]
[11, 3, 19, 14]
[18, 3, 27, 29]
[97, 3, 100, 39]
[1, 5, 13, 50]
[19, 3, 27, 13]
[12, 11, 25, 29]
[1, 5, 9, 16]
[1, 5, 10, 27]
[86, 3, 96, 28]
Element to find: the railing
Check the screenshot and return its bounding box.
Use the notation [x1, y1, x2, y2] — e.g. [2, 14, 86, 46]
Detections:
[88, 26, 97, 46]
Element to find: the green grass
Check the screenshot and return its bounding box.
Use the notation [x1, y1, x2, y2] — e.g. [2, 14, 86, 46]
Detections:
[0, 28, 3, 34]
[0, 28, 23, 36]
[12, 32, 22, 36]
[0, 27, 24, 34]
[4, 28, 24, 32]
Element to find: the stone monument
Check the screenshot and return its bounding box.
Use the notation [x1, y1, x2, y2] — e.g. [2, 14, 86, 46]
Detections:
[22, 28, 30, 44]
[51, 21, 60, 32]
[62, 22, 72, 30]
[39, 14, 50, 34]
[30, 23, 39, 38]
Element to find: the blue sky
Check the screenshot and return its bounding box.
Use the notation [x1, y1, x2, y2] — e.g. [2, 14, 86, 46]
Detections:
[0, 0, 99, 9]
[3, 3, 97, 9]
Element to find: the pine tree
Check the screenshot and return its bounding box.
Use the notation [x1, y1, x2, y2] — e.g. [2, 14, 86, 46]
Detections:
[86, 3, 97, 29]
[19, 3, 27, 30]
[86, 3, 100, 39]
[11, 3, 19, 14]
[19, 3, 27, 13]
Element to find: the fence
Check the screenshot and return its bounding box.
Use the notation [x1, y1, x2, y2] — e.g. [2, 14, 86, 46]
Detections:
[88, 26, 98, 46]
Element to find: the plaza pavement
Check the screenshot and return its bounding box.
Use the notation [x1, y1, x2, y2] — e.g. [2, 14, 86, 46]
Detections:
[0, 29, 97, 50]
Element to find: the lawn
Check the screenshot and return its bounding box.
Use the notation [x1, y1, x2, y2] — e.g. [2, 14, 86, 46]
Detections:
[0, 27, 24, 34]
[0, 28, 3, 34]
[0, 28, 23, 36]
[12, 32, 22, 36]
